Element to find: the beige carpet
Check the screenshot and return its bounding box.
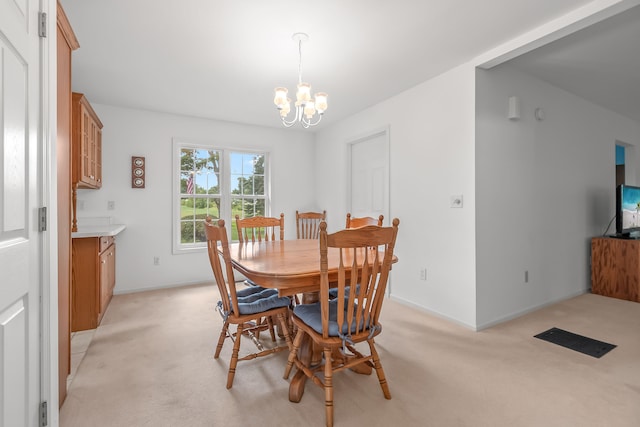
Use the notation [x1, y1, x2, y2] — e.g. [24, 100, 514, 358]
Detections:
[60, 284, 640, 427]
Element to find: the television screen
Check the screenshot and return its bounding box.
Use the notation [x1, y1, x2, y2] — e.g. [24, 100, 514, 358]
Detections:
[616, 184, 640, 235]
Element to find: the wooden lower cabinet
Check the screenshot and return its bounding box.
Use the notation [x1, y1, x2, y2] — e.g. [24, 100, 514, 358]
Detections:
[72, 236, 116, 331]
[591, 237, 640, 303]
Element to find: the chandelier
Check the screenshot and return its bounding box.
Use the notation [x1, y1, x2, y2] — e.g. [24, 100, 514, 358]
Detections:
[273, 32, 328, 128]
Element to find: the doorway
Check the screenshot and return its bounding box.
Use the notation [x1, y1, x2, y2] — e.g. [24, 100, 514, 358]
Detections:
[348, 128, 390, 224]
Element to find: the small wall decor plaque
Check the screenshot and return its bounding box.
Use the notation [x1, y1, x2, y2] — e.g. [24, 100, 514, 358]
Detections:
[131, 156, 145, 188]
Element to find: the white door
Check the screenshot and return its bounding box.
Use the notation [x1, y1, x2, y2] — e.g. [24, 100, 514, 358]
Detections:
[349, 129, 390, 224]
[0, 0, 43, 425]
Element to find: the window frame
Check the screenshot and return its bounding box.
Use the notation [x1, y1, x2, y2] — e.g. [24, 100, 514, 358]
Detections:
[172, 139, 271, 254]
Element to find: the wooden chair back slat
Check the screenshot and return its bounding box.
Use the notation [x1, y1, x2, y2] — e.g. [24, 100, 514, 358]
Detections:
[345, 213, 384, 229]
[296, 210, 326, 239]
[235, 213, 284, 243]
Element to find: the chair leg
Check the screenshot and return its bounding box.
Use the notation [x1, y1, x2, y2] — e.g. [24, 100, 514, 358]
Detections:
[214, 321, 229, 359]
[368, 339, 391, 399]
[266, 316, 277, 341]
[276, 312, 293, 350]
[227, 323, 243, 389]
[323, 347, 334, 427]
[283, 328, 305, 379]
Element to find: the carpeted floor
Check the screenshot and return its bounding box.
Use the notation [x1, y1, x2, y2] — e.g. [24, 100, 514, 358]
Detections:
[60, 284, 640, 427]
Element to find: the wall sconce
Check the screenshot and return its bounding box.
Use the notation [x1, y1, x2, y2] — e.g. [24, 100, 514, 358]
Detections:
[131, 156, 145, 188]
[508, 96, 520, 121]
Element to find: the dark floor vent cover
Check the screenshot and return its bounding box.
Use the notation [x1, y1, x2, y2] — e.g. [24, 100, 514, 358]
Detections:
[534, 327, 616, 358]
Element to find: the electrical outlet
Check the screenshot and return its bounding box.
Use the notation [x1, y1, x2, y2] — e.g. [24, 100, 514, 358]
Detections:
[154, 256, 160, 266]
[524, 270, 529, 283]
[107, 200, 115, 210]
[419, 268, 427, 281]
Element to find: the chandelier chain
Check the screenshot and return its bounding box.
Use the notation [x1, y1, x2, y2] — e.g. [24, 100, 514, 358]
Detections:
[298, 38, 303, 85]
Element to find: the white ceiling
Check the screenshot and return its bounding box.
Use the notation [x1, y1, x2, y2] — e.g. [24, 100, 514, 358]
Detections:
[508, 4, 640, 123]
[59, 0, 639, 130]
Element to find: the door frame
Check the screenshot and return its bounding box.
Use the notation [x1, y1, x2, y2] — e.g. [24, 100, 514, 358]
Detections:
[346, 126, 391, 295]
[346, 126, 390, 222]
[41, 0, 58, 421]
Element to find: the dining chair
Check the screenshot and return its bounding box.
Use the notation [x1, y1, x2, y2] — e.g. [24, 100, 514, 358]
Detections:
[284, 218, 400, 427]
[235, 213, 293, 335]
[330, 213, 384, 300]
[204, 217, 293, 389]
[345, 213, 384, 228]
[235, 213, 284, 243]
[296, 210, 326, 239]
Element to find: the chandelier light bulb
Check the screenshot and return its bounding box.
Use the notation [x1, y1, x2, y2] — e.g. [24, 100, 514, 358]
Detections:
[273, 32, 328, 128]
[296, 82, 312, 104]
[304, 100, 316, 118]
[314, 93, 328, 114]
[280, 98, 291, 117]
[274, 87, 288, 108]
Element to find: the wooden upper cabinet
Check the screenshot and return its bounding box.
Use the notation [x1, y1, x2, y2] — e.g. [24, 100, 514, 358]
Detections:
[72, 92, 103, 189]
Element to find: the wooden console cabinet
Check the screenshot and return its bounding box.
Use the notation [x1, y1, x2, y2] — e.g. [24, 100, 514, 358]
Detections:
[591, 237, 640, 302]
[72, 236, 116, 331]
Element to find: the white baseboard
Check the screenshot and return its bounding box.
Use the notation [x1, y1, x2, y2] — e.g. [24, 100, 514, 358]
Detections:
[389, 288, 589, 331]
[474, 288, 588, 331]
[113, 280, 213, 295]
[388, 293, 477, 330]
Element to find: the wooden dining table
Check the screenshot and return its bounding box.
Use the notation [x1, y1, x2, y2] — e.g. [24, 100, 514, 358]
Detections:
[227, 239, 397, 402]
[228, 239, 325, 301]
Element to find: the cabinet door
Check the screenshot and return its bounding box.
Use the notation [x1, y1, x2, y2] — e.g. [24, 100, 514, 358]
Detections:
[80, 106, 93, 184]
[73, 93, 103, 189]
[99, 244, 115, 316]
[71, 238, 100, 331]
[95, 126, 102, 187]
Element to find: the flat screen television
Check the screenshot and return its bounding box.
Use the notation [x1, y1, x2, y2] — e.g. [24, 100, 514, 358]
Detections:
[616, 184, 640, 237]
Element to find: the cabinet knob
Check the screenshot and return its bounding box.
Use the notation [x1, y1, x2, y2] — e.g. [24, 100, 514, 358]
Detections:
[101, 260, 106, 264]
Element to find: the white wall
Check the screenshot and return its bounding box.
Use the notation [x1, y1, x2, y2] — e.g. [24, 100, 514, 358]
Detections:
[475, 64, 640, 329]
[315, 64, 479, 328]
[76, 105, 315, 293]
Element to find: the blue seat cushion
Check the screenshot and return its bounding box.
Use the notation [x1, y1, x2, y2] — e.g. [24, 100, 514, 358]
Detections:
[222, 286, 291, 315]
[236, 284, 272, 298]
[243, 279, 260, 287]
[293, 299, 365, 337]
[328, 284, 360, 299]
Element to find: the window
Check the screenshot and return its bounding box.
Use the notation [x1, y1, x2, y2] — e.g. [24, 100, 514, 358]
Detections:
[231, 152, 266, 221]
[173, 140, 269, 252]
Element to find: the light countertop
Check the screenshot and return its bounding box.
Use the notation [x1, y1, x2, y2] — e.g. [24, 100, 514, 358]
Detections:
[72, 224, 126, 239]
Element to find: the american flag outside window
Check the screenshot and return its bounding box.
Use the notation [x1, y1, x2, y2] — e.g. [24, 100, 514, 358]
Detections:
[186, 173, 194, 194]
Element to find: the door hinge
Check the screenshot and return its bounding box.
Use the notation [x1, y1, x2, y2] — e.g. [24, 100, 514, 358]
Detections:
[40, 401, 48, 426]
[38, 12, 47, 38]
[38, 207, 47, 232]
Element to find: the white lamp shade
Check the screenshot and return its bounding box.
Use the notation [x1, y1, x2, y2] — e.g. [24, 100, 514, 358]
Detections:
[304, 100, 316, 118]
[280, 98, 291, 117]
[296, 82, 311, 103]
[274, 87, 288, 108]
[314, 92, 328, 113]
